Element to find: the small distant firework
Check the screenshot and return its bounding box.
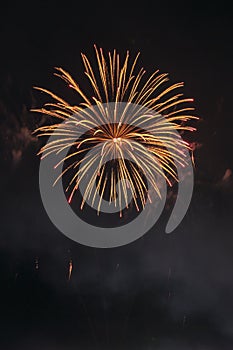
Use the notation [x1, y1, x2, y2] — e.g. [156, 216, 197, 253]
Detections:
[33, 46, 197, 214]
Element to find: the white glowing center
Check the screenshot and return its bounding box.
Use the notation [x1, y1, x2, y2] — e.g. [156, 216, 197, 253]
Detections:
[113, 137, 121, 143]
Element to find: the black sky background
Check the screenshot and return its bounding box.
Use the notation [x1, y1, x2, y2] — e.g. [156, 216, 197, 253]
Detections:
[0, 1, 233, 349]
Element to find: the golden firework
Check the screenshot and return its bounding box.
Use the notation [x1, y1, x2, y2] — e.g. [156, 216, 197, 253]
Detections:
[32, 46, 197, 215]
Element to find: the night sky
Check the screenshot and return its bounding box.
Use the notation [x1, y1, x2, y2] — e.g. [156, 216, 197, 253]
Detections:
[1, 1, 233, 349]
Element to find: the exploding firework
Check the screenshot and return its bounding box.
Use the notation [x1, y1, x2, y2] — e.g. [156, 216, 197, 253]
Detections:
[32, 46, 197, 216]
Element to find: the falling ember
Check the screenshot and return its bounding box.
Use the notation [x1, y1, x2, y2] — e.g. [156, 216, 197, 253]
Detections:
[68, 259, 73, 281]
[32, 46, 198, 214]
[182, 315, 187, 329]
[35, 257, 39, 270]
[189, 142, 202, 168]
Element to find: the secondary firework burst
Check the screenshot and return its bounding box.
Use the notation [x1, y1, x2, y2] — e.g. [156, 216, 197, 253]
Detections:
[32, 45, 197, 216]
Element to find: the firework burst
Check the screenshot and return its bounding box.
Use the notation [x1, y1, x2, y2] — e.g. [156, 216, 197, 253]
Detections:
[32, 46, 197, 216]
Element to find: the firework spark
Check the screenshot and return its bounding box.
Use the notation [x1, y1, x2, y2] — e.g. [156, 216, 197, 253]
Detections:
[32, 46, 197, 215]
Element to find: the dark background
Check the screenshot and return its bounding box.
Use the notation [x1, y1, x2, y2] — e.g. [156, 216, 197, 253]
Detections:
[0, 1, 233, 349]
